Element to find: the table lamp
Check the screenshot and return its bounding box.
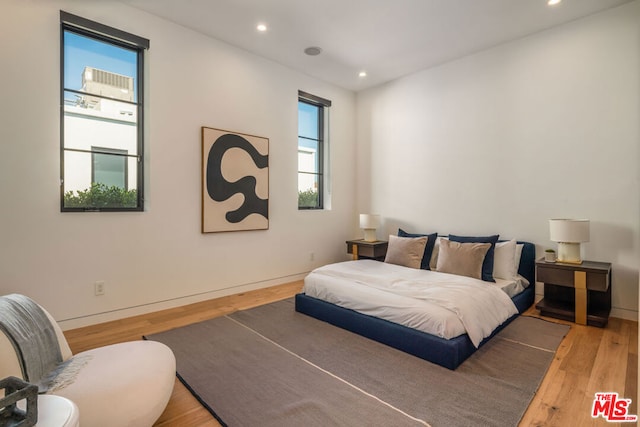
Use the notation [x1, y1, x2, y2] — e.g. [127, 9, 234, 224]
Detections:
[549, 219, 590, 264]
[359, 214, 381, 242]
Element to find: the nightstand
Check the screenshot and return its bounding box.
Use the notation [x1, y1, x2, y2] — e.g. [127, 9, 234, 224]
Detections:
[535, 259, 611, 327]
[346, 239, 388, 261]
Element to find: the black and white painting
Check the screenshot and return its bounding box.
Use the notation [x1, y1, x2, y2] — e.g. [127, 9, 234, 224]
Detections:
[202, 127, 269, 233]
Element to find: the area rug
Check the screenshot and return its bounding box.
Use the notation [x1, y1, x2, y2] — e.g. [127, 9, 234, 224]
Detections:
[145, 299, 569, 427]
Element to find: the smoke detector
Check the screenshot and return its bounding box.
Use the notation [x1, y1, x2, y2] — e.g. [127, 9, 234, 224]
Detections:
[304, 46, 322, 56]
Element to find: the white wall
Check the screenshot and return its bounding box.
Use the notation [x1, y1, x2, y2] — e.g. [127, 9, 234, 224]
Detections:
[356, 2, 639, 320]
[0, 1, 357, 328]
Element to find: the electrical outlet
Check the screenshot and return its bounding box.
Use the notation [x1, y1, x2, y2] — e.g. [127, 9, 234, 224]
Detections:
[94, 281, 105, 296]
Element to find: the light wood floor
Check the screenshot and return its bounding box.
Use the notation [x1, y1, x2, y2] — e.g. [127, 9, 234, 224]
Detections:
[63, 281, 637, 427]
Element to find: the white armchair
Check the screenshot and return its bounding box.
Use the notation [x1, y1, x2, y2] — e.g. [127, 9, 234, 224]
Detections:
[0, 294, 176, 427]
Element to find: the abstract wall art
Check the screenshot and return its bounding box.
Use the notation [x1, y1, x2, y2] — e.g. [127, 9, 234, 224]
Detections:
[201, 127, 269, 233]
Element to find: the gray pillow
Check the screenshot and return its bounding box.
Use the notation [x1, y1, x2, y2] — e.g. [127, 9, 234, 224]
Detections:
[436, 239, 491, 280]
[384, 235, 428, 269]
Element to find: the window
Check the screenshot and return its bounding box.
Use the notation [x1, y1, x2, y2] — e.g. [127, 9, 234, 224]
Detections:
[92, 147, 128, 189]
[298, 91, 331, 209]
[60, 11, 149, 211]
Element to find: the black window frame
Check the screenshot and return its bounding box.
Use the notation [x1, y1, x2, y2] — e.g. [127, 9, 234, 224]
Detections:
[60, 11, 149, 212]
[298, 91, 331, 210]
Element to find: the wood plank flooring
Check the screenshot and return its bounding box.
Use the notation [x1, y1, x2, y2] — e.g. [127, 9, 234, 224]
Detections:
[63, 282, 637, 427]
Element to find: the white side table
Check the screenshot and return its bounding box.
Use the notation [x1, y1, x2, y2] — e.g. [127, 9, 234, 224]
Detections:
[38, 395, 79, 427]
[18, 395, 80, 427]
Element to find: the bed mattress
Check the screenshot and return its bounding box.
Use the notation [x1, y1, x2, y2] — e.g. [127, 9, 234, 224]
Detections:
[303, 260, 522, 347]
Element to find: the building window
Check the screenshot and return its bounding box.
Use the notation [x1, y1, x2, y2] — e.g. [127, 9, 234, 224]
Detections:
[92, 147, 128, 189]
[298, 91, 331, 209]
[60, 11, 149, 211]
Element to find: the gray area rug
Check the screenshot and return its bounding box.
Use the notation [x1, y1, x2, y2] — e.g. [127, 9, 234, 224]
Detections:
[146, 299, 569, 427]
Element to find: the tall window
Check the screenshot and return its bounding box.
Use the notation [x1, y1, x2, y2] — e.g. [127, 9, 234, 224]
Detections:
[60, 12, 149, 211]
[298, 91, 331, 209]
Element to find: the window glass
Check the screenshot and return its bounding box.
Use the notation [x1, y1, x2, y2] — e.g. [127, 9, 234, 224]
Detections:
[298, 102, 319, 140]
[61, 13, 147, 211]
[92, 148, 128, 188]
[297, 98, 325, 209]
[63, 32, 138, 100]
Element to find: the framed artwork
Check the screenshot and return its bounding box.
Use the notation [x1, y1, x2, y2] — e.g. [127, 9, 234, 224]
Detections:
[201, 127, 269, 233]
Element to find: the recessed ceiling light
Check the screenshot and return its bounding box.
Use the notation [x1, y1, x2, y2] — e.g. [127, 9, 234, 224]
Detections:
[257, 23, 267, 32]
[359, 71, 367, 78]
[304, 46, 322, 56]
[547, 0, 561, 6]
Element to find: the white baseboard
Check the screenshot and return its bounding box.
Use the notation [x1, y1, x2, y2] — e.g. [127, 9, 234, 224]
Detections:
[58, 272, 308, 331]
[610, 307, 639, 322]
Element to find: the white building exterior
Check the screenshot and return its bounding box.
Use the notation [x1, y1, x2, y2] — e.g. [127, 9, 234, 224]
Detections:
[297, 146, 317, 192]
[63, 67, 138, 193]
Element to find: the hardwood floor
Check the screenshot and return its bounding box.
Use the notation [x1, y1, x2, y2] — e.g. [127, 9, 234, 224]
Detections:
[63, 282, 637, 427]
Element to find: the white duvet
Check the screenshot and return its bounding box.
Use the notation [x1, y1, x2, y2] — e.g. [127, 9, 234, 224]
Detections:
[303, 260, 519, 347]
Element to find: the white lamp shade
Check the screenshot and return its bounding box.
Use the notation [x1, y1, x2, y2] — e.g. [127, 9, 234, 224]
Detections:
[549, 219, 590, 243]
[359, 214, 381, 229]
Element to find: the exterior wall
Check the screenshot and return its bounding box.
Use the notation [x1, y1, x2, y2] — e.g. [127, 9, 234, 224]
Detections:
[64, 102, 138, 192]
[298, 148, 317, 192]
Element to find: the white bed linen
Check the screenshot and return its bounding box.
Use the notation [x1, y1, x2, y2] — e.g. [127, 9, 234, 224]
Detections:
[494, 275, 529, 298]
[303, 260, 519, 347]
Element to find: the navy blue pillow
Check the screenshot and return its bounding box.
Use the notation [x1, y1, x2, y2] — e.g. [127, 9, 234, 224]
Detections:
[398, 228, 438, 270]
[448, 234, 499, 282]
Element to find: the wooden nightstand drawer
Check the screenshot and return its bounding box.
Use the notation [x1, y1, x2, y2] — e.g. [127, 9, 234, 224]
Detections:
[537, 264, 574, 287]
[346, 239, 388, 261]
[585, 271, 608, 291]
[537, 261, 610, 291]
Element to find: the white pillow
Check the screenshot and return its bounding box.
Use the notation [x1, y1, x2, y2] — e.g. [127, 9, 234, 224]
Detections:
[429, 236, 446, 270]
[494, 239, 517, 280]
[515, 243, 524, 272]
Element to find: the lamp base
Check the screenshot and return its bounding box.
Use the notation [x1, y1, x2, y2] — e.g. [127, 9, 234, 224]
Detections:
[363, 229, 377, 242]
[556, 242, 583, 264]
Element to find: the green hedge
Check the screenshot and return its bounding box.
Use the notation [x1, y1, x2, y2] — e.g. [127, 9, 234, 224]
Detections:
[298, 189, 319, 208]
[64, 183, 137, 209]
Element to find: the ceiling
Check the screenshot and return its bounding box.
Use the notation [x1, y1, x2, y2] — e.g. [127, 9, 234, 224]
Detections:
[120, 0, 633, 91]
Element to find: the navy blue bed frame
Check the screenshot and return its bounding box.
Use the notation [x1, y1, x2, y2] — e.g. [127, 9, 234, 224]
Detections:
[295, 241, 536, 370]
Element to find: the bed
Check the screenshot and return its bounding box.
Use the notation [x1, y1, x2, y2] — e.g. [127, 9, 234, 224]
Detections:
[295, 237, 536, 370]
